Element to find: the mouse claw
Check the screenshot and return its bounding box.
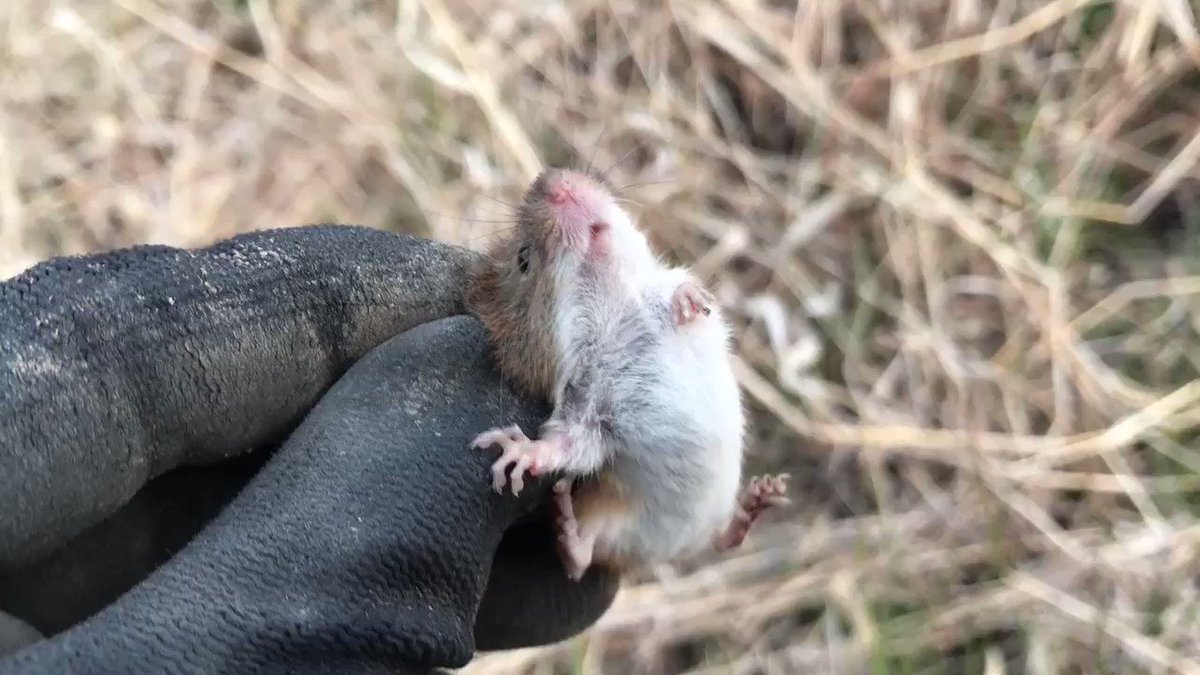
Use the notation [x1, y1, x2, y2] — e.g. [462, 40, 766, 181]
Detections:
[672, 280, 715, 327]
[742, 473, 791, 516]
[474, 424, 562, 496]
[714, 473, 792, 551]
[504, 450, 540, 496]
[472, 425, 525, 451]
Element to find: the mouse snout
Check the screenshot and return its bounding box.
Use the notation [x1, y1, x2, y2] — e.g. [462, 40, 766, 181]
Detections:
[532, 168, 623, 260]
[543, 170, 588, 206]
[545, 174, 573, 206]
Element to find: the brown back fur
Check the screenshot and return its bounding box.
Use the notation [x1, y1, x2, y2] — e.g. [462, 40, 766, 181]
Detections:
[465, 167, 623, 398]
[465, 171, 563, 398]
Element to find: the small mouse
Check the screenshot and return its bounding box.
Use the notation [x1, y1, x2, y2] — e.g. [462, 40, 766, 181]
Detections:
[466, 165, 789, 580]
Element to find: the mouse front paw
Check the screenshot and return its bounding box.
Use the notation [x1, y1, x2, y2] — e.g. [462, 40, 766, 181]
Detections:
[471, 425, 559, 496]
[671, 279, 715, 326]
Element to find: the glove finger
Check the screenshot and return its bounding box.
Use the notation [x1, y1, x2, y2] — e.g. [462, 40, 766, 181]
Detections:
[0, 612, 41, 655]
[474, 512, 619, 651]
[0, 225, 477, 572]
[1, 315, 617, 674]
[2, 442, 616, 656]
[0, 455, 266, 639]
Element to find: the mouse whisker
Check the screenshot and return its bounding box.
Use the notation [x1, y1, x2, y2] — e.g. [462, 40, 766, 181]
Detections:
[585, 120, 610, 175]
[480, 194, 521, 211]
[466, 224, 520, 243]
[600, 145, 640, 182]
[614, 180, 672, 194]
[436, 216, 519, 225]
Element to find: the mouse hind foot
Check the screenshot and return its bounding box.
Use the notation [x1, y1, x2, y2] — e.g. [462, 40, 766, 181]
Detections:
[713, 473, 791, 551]
[557, 519, 596, 581]
[552, 480, 597, 581]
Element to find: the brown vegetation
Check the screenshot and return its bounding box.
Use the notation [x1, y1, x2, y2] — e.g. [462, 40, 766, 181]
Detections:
[3, 0, 1200, 672]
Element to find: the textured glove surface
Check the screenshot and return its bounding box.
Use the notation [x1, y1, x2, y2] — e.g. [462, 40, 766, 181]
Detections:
[0, 224, 477, 570]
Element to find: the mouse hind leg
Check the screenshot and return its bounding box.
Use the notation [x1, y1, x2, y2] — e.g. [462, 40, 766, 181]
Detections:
[713, 474, 791, 551]
[552, 476, 628, 581]
[552, 480, 597, 581]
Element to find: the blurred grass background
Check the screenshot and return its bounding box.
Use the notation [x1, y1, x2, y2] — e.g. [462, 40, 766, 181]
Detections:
[3, 0, 1200, 672]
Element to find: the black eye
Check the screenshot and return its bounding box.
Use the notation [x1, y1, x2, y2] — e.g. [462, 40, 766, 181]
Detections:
[517, 246, 530, 273]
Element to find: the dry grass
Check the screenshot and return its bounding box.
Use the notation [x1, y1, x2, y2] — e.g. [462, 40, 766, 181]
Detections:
[4, 0, 1200, 672]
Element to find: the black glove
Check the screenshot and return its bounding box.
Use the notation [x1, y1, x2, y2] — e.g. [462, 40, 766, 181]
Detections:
[0, 225, 618, 673]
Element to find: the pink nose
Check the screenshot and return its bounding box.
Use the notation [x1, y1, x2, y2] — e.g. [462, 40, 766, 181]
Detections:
[547, 179, 572, 205]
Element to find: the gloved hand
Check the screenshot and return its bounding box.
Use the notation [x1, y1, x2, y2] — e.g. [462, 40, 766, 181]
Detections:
[0, 225, 618, 674]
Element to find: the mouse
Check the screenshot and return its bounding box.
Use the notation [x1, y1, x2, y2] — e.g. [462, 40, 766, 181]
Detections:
[466, 165, 789, 581]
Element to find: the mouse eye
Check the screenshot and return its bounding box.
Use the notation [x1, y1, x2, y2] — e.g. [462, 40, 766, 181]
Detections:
[517, 246, 531, 273]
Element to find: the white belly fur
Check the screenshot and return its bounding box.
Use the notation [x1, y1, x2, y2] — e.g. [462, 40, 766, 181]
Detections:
[591, 269, 746, 563]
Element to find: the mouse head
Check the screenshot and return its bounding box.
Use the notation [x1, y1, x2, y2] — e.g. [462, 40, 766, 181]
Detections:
[517, 167, 652, 271]
[467, 167, 652, 395]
